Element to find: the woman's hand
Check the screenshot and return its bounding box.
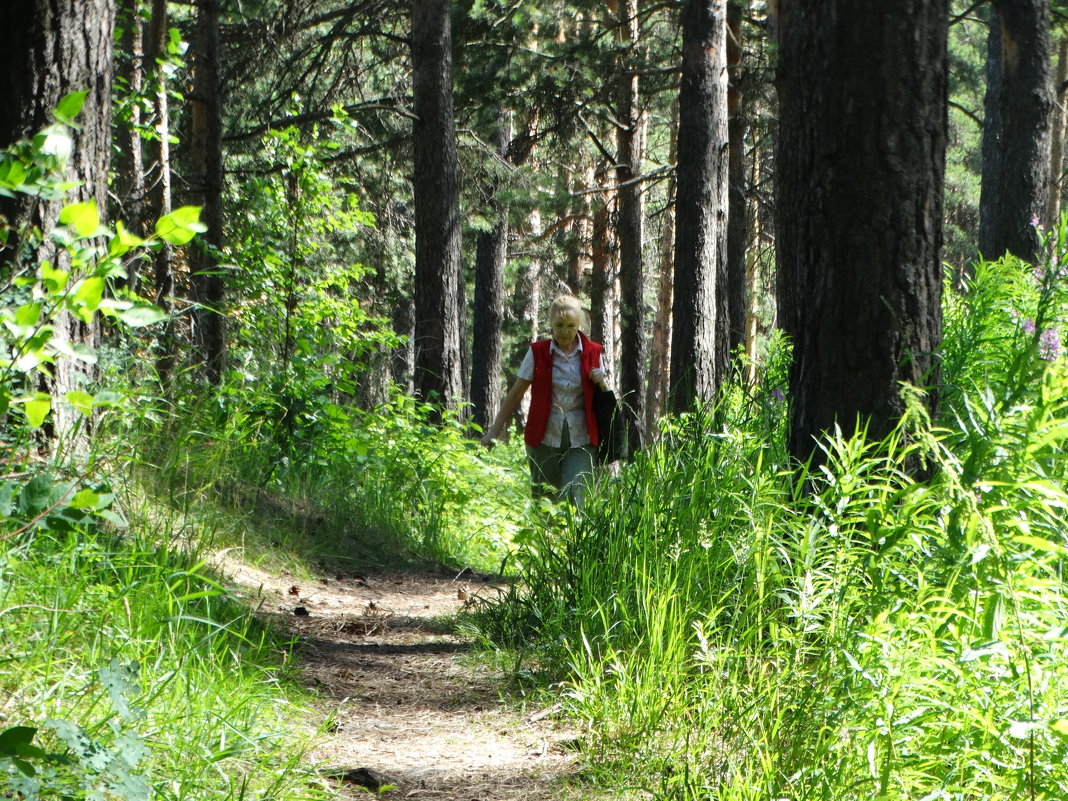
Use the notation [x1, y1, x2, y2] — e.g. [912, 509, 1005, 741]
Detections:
[479, 431, 497, 449]
[589, 367, 609, 389]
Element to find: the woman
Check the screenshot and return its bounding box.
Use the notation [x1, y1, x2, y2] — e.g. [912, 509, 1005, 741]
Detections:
[480, 294, 610, 507]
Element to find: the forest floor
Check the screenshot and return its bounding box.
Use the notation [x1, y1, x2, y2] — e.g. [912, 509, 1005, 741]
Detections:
[211, 553, 604, 800]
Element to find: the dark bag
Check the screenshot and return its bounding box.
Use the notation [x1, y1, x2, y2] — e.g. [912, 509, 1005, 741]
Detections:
[593, 385, 628, 464]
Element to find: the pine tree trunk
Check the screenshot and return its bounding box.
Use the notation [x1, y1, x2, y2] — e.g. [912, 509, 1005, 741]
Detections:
[188, 0, 226, 385]
[1046, 34, 1068, 227]
[776, 0, 947, 470]
[669, 0, 729, 414]
[117, 0, 147, 292]
[411, 0, 465, 417]
[470, 111, 511, 433]
[726, 0, 748, 356]
[645, 100, 678, 434]
[615, 0, 647, 445]
[148, 0, 175, 382]
[978, 0, 1053, 263]
[0, 0, 116, 452]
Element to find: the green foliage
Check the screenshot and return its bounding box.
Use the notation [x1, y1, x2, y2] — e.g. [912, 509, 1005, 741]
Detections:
[0, 97, 195, 449]
[225, 123, 397, 417]
[0, 521, 329, 800]
[473, 239, 1068, 799]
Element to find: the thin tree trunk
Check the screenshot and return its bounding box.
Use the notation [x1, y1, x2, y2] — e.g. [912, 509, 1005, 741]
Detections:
[615, 0, 647, 444]
[148, 0, 175, 382]
[645, 99, 678, 434]
[978, 0, 1054, 263]
[509, 208, 543, 434]
[188, 0, 226, 385]
[470, 110, 511, 433]
[118, 0, 147, 292]
[1046, 34, 1068, 227]
[726, 0, 748, 356]
[411, 0, 465, 417]
[590, 162, 617, 366]
[669, 0, 729, 414]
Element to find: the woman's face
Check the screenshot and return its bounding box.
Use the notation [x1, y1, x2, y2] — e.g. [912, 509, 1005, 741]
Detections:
[551, 311, 581, 349]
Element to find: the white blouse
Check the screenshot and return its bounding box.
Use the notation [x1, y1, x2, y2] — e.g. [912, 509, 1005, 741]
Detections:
[518, 339, 590, 448]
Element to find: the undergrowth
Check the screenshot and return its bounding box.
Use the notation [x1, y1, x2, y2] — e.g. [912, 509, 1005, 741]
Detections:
[473, 233, 1068, 800]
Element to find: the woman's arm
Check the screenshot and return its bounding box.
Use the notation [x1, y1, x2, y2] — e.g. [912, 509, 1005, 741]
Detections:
[479, 377, 532, 447]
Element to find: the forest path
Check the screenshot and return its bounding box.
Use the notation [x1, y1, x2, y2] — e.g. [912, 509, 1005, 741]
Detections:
[213, 555, 585, 800]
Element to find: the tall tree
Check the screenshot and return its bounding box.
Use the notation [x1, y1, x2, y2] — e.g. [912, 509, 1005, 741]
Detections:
[615, 0, 648, 445]
[470, 111, 511, 433]
[725, 0, 748, 355]
[147, 0, 176, 380]
[188, 0, 227, 384]
[645, 100, 678, 432]
[669, 0, 729, 413]
[410, 0, 465, 414]
[978, 0, 1054, 263]
[0, 0, 117, 447]
[1046, 33, 1068, 227]
[776, 0, 947, 468]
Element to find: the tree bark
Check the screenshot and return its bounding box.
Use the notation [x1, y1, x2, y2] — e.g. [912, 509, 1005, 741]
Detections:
[978, 0, 1053, 263]
[0, 0, 116, 451]
[1045, 34, 1068, 228]
[776, 0, 947, 470]
[411, 0, 465, 417]
[726, 0, 748, 356]
[615, 0, 647, 446]
[188, 0, 227, 385]
[645, 99, 678, 434]
[589, 162, 617, 365]
[117, 0, 147, 291]
[470, 111, 511, 433]
[148, 0, 175, 381]
[669, 0, 729, 414]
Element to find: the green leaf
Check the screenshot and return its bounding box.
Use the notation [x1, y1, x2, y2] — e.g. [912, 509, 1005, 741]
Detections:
[18, 473, 60, 516]
[72, 276, 105, 315]
[40, 260, 69, 293]
[58, 200, 100, 237]
[0, 726, 38, 757]
[93, 391, 124, 408]
[1052, 719, 1068, 739]
[69, 489, 100, 510]
[111, 220, 146, 255]
[118, 304, 166, 327]
[54, 91, 88, 124]
[23, 397, 51, 429]
[65, 391, 94, 416]
[13, 302, 41, 329]
[154, 205, 207, 245]
[1013, 535, 1068, 556]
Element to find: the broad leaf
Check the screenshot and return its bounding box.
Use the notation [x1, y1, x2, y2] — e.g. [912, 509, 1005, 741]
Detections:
[119, 304, 166, 327]
[71, 276, 105, 317]
[58, 200, 100, 237]
[23, 397, 51, 428]
[154, 205, 207, 245]
[54, 91, 88, 124]
[65, 391, 94, 416]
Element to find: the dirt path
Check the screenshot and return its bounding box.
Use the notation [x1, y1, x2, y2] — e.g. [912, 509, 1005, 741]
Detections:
[214, 556, 585, 800]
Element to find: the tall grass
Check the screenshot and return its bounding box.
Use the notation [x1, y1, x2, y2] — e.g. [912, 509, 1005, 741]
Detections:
[475, 243, 1068, 799]
[0, 517, 329, 799]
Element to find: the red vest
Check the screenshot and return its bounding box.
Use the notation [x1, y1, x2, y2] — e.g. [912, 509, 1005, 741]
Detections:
[524, 332, 603, 448]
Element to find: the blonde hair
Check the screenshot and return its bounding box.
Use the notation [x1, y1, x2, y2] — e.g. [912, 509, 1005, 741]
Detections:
[547, 293, 584, 325]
